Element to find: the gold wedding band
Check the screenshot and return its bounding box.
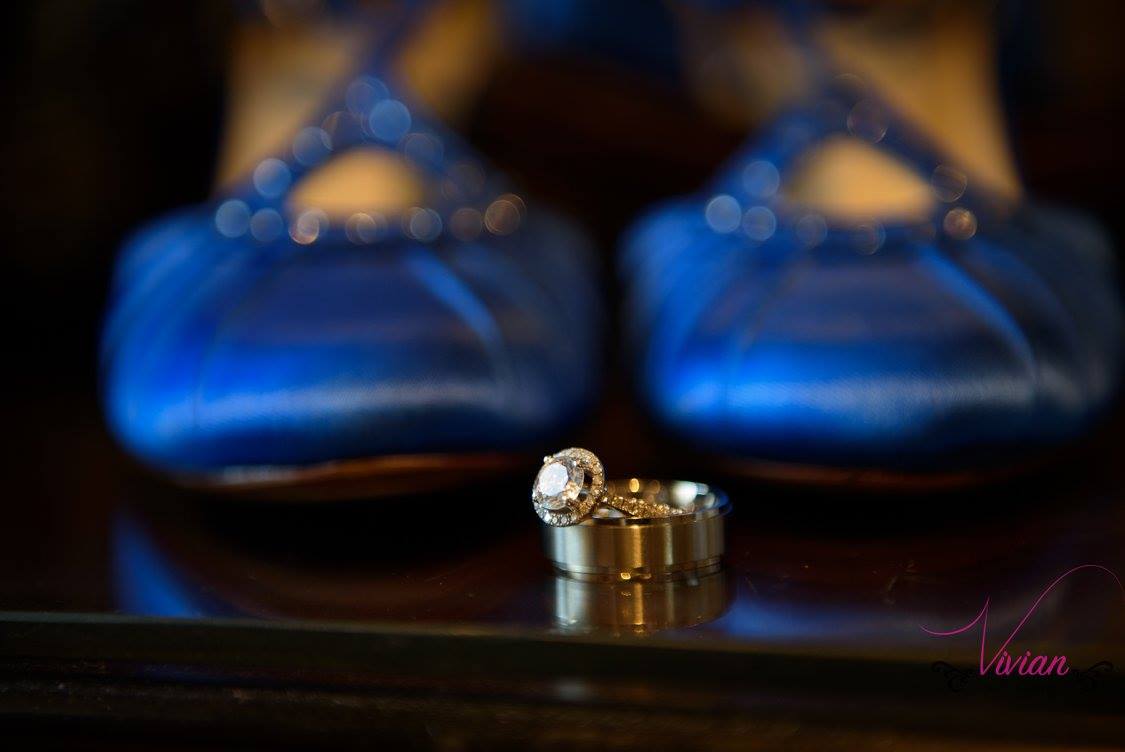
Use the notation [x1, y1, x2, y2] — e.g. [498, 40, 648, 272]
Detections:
[532, 449, 730, 581]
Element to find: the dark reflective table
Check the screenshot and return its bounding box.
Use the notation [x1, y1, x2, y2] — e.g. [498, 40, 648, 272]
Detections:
[3, 396, 1125, 749]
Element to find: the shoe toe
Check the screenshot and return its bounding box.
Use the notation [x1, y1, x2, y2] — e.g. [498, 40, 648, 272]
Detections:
[103, 210, 601, 474]
[637, 212, 1122, 469]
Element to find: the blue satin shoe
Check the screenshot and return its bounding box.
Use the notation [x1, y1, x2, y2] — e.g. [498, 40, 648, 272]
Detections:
[621, 77, 1123, 482]
[101, 6, 603, 496]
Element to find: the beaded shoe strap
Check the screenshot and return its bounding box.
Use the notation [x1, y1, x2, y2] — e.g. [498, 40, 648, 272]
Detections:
[210, 0, 526, 249]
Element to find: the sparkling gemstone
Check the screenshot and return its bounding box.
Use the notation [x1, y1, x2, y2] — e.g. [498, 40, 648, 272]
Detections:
[536, 461, 570, 498]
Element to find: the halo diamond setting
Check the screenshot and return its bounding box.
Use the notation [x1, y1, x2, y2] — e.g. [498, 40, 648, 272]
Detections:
[532, 448, 605, 526]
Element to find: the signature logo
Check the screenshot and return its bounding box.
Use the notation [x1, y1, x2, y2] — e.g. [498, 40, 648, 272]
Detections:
[922, 564, 1124, 689]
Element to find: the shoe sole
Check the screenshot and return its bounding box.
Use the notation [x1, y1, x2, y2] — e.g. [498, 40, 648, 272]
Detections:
[175, 452, 525, 501]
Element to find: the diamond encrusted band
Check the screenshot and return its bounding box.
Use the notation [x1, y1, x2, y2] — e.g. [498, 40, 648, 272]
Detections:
[532, 448, 688, 527]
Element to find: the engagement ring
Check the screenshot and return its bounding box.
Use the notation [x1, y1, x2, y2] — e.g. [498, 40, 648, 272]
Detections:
[532, 448, 685, 526]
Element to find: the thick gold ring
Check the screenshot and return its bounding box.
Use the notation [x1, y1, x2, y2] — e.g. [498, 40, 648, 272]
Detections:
[540, 474, 730, 581]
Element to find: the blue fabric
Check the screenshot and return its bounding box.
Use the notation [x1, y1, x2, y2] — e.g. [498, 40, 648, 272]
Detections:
[100, 11, 602, 476]
[113, 513, 238, 618]
[621, 81, 1122, 470]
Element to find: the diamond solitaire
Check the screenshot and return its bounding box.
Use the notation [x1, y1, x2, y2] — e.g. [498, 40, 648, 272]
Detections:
[531, 448, 605, 526]
[535, 461, 572, 507]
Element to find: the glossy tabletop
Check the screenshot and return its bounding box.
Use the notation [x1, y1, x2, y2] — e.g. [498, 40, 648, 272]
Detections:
[3, 395, 1125, 749]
